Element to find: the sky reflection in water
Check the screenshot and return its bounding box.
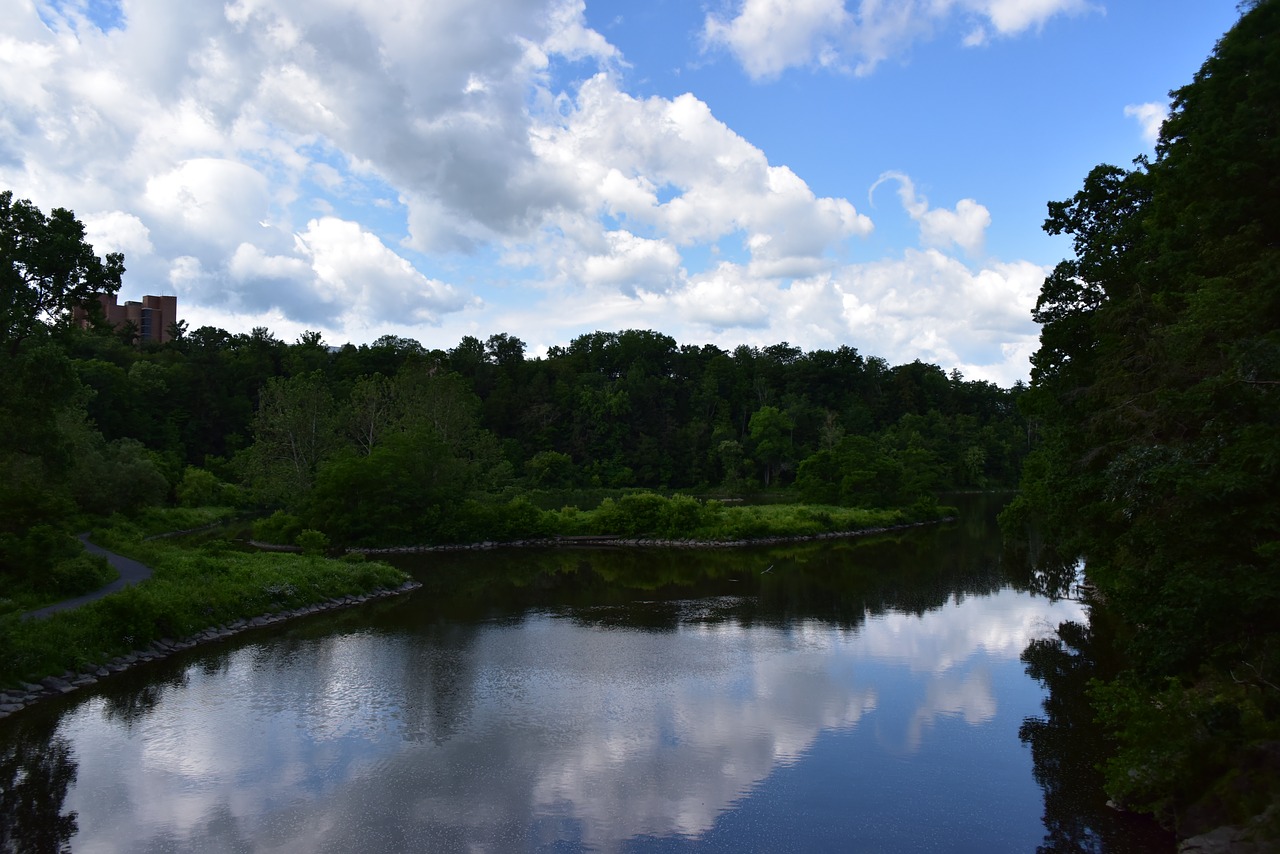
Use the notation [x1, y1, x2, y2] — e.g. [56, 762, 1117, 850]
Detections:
[48, 583, 1086, 853]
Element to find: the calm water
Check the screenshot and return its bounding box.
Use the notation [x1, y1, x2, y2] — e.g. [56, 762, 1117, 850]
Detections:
[1, 497, 1173, 852]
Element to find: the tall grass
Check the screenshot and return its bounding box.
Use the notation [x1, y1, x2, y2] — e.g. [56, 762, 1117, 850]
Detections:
[555, 493, 943, 541]
[0, 523, 408, 689]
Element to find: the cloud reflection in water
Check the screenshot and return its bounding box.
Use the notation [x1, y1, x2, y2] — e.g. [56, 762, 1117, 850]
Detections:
[55, 588, 1085, 851]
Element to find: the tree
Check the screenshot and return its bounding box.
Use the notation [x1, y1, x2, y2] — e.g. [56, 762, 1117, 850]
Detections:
[1, 191, 124, 355]
[247, 372, 337, 504]
[748, 405, 793, 487]
[1008, 1, 1280, 835]
[345, 373, 397, 456]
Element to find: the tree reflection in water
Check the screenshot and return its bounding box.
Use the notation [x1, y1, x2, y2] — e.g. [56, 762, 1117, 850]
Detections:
[0, 717, 78, 853]
[1020, 615, 1175, 853]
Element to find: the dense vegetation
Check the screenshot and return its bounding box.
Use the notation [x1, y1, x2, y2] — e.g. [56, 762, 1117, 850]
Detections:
[1004, 0, 1279, 841]
[1, 184, 1026, 614]
[0, 510, 407, 688]
[17, 9, 1275, 841]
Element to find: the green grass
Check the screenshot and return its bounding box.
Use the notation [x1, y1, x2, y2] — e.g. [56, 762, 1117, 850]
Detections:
[0, 523, 409, 690]
[549, 492, 950, 541]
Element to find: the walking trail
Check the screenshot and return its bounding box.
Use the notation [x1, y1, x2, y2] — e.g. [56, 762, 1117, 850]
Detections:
[22, 534, 153, 620]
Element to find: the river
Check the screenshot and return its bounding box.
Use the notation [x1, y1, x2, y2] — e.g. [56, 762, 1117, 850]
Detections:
[0, 496, 1173, 852]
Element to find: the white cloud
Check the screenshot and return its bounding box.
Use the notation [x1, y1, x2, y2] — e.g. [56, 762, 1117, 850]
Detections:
[704, 0, 1097, 79]
[540, 75, 872, 283]
[831, 249, 1044, 384]
[1125, 101, 1167, 146]
[297, 217, 473, 324]
[539, 0, 623, 64]
[143, 159, 272, 252]
[83, 210, 154, 258]
[871, 171, 991, 255]
[580, 230, 682, 293]
[703, 0, 851, 80]
[673, 266, 774, 329]
[0, 0, 1049, 384]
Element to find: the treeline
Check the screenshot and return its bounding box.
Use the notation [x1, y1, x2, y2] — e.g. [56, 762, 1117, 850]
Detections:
[65, 326, 1022, 544]
[1, 184, 1028, 599]
[68, 327, 1026, 497]
[1005, 0, 1278, 842]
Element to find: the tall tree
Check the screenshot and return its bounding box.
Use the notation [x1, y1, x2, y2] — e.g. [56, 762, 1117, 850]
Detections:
[247, 372, 337, 504]
[0, 191, 124, 354]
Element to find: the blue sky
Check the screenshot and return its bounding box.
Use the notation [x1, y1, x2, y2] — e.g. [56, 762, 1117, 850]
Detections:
[1, 0, 1241, 383]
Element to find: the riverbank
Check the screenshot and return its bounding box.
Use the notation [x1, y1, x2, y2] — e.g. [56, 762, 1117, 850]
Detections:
[2, 512, 950, 717]
[0, 529, 415, 704]
[352, 517, 953, 554]
[0, 579, 420, 721]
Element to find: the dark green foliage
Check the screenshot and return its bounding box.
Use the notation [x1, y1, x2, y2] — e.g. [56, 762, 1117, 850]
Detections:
[47, 554, 116, 598]
[1010, 1, 1280, 835]
[0, 535, 408, 689]
[524, 450, 578, 488]
[175, 466, 240, 508]
[307, 429, 471, 545]
[295, 529, 330, 556]
[0, 190, 123, 354]
[252, 511, 304, 546]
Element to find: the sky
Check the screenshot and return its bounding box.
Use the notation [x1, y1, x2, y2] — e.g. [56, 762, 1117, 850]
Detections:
[1, 0, 1243, 384]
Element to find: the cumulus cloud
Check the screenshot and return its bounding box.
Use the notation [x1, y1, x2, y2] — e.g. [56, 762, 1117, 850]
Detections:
[143, 159, 272, 253]
[673, 265, 774, 329]
[703, 0, 851, 79]
[1125, 101, 1167, 146]
[0, 0, 1046, 383]
[704, 0, 1096, 78]
[302, 218, 472, 322]
[83, 211, 154, 258]
[539, 75, 872, 283]
[221, 218, 471, 325]
[579, 230, 683, 294]
[870, 171, 991, 255]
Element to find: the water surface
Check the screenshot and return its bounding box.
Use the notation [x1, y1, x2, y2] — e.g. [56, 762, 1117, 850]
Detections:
[0, 498, 1172, 852]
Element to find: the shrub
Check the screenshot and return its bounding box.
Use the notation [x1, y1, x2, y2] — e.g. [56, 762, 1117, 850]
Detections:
[253, 511, 304, 545]
[47, 553, 115, 597]
[175, 466, 223, 508]
[295, 529, 330, 556]
[658, 494, 705, 538]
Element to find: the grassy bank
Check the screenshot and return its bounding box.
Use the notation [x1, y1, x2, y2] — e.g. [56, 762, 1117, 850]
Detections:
[0, 497, 949, 691]
[559, 494, 946, 541]
[267, 490, 953, 549]
[0, 517, 409, 691]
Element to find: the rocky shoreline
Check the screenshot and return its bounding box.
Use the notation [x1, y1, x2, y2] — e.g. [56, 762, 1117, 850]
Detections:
[0, 579, 421, 721]
[352, 517, 951, 555]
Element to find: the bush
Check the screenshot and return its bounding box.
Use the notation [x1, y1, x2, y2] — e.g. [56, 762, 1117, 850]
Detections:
[175, 468, 243, 509]
[47, 553, 116, 597]
[295, 529, 330, 556]
[253, 511, 304, 545]
[658, 494, 705, 537]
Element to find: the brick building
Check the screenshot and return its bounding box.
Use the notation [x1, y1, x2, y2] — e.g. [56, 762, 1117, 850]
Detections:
[80, 293, 178, 344]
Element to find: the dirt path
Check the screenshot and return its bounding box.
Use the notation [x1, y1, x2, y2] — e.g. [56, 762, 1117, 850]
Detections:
[22, 534, 154, 620]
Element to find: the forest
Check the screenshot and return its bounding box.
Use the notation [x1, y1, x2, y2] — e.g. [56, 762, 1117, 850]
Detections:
[1004, 0, 1279, 843]
[0, 184, 1025, 605]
